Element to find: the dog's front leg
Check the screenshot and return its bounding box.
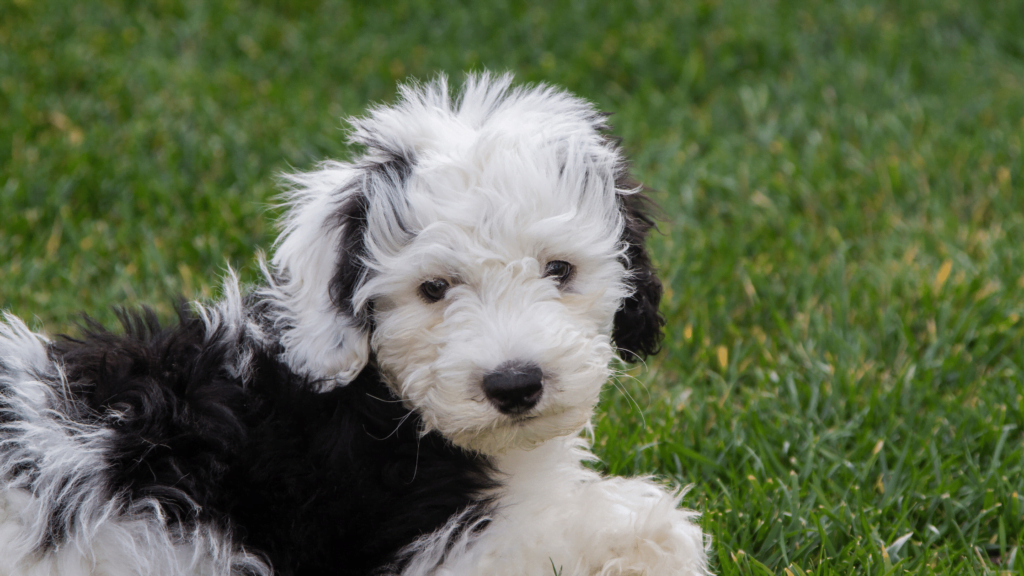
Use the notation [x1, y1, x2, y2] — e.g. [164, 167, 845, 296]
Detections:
[565, 475, 708, 575]
[429, 437, 708, 576]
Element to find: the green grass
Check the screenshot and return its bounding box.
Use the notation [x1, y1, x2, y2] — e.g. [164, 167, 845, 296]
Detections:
[2, 0, 1023, 573]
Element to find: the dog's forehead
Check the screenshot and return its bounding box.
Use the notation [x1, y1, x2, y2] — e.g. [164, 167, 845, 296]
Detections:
[396, 150, 618, 259]
[353, 76, 629, 279]
[407, 128, 618, 218]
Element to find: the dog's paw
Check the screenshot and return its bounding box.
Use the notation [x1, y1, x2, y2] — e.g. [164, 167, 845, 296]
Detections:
[581, 479, 708, 576]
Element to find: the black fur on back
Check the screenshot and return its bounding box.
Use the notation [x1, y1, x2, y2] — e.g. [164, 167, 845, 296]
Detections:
[49, 305, 495, 576]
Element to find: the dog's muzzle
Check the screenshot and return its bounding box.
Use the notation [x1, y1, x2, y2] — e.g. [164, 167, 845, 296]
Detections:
[482, 362, 543, 415]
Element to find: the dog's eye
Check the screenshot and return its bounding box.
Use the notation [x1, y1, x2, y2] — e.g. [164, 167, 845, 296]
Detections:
[419, 279, 450, 303]
[543, 261, 574, 287]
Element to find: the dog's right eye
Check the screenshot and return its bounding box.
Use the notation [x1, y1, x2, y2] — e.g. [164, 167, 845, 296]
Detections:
[419, 279, 450, 303]
[543, 260, 575, 287]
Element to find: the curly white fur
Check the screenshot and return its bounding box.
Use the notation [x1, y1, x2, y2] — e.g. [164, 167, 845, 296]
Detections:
[401, 437, 707, 576]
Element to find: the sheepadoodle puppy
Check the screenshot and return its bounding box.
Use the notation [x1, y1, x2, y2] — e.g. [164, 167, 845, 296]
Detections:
[0, 74, 708, 576]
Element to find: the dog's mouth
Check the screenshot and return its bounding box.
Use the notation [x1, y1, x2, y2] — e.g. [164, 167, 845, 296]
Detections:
[508, 412, 540, 425]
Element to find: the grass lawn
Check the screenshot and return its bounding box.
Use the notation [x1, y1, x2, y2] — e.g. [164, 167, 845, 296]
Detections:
[2, 0, 1023, 573]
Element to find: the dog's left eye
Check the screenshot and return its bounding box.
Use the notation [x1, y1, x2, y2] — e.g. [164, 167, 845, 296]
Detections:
[543, 260, 574, 287]
[419, 279, 450, 303]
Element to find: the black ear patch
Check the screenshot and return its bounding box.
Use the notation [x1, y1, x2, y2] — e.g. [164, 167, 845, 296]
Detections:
[327, 189, 370, 327]
[612, 178, 665, 362]
[326, 154, 413, 331]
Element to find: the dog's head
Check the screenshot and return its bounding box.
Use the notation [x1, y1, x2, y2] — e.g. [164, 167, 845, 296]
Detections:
[267, 74, 663, 454]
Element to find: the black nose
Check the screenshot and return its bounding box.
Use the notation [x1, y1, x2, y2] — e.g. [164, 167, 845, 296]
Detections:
[482, 362, 544, 415]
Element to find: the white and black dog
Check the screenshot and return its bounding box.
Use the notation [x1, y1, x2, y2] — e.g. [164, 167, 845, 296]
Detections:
[0, 74, 708, 576]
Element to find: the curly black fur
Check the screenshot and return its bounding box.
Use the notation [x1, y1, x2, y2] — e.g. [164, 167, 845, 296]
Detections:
[612, 179, 665, 362]
[327, 154, 416, 333]
[48, 307, 495, 576]
[328, 189, 372, 326]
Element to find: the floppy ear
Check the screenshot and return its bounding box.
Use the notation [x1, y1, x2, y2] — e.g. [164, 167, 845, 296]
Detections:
[263, 166, 372, 389]
[612, 182, 666, 362]
[265, 155, 412, 389]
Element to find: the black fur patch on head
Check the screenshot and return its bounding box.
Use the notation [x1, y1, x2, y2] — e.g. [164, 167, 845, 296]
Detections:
[327, 155, 414, 331]
[328, 189, 371, 323]
[612, 174, 666, 362]
[48, 305, 497, 575]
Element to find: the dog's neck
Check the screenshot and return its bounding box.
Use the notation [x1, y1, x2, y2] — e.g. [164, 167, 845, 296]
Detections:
[490, 435, 592, 498]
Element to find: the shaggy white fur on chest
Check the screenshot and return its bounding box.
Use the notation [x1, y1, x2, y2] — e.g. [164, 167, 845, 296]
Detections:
[404, 437, 708, 576]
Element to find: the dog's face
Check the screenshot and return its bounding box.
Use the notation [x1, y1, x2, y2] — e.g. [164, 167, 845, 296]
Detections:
[268, 75, 663, 454]
[363, 141, 631, 454]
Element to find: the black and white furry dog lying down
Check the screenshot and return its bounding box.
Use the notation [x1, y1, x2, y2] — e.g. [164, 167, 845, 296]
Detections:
[0, 74, 708, 576]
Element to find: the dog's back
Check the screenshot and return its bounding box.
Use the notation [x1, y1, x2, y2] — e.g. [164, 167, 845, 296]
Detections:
[0, 305, 493, 576]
